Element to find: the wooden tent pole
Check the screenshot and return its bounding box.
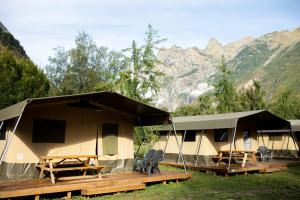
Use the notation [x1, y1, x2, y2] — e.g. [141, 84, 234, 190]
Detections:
[170, 117, 187, 172]
[194, 129, 204, 166]
[177, 130, 186, 163]
[228, 119, 238, 170]
[162, 130, 171, 160]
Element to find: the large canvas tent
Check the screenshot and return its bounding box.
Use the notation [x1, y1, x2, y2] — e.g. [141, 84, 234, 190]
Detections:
[153, 110, 295, 167]
[0, 91, 171, 179]
[259, 120, 300, 157]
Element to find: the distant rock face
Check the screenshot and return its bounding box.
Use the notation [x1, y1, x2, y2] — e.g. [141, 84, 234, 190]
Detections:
[156, 28, 300, 111]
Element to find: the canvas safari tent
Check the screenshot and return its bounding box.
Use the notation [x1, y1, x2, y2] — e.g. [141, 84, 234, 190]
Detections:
[153, 110, 298, 165]
[0, 91, 171, 179]
[259, 120, 300, 157]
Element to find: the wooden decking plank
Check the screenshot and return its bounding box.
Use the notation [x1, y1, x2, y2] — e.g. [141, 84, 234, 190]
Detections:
[81, 183, 145, 195]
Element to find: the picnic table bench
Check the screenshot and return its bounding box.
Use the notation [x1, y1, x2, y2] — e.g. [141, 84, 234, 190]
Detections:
[213, 150, 257, 167]
[37, 155, 104, 184]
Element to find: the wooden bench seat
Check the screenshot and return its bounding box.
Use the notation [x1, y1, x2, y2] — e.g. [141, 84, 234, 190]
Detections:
[40, 165, 104, 172]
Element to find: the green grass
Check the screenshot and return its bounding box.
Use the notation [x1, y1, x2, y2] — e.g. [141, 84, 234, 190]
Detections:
[69, 165, 300, 200]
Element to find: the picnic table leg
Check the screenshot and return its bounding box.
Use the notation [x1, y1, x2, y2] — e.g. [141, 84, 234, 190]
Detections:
[82, 157, 90, 176]
[242, 153, 248, 168]
[252, 153, 257, 164]
[216, 152, 222, 166]
[39, 159, 46, 178]
[94, 157, 102, 180]
[49, 159, 56, 184]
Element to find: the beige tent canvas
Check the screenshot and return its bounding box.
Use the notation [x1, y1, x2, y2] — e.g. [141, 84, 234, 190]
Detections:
[0, 91, 170, 179]
[153, 110, 298, 165]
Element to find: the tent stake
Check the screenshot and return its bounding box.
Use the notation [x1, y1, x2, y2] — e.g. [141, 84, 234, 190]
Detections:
[170, 117, 187, 172]
[228, 119, 238, 171]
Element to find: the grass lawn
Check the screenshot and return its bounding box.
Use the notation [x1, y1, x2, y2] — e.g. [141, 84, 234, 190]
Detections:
[70, 164, 300, 200]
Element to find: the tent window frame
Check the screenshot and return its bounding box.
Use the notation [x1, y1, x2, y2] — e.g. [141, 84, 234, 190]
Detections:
[183, 130, 196, 142]
[0, 121, 6, 140]
[214, 129, 228, 142]
[32, 118, 66, 143]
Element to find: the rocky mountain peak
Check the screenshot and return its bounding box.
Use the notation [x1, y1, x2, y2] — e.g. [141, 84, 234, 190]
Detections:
[204, 38, 224, 57]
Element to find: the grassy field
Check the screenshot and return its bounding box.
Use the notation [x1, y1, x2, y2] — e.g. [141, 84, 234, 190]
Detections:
[69, 165, 300, 200]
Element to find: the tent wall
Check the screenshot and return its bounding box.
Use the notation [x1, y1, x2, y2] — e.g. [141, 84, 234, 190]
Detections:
[154, 120, 259, 164]
[0, 103, 135, 179]
[258, 132, 298, 157]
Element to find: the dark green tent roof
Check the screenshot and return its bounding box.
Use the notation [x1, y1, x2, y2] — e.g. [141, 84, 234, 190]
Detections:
[0, 91, 170, 126]
[157, 110, 290, 131]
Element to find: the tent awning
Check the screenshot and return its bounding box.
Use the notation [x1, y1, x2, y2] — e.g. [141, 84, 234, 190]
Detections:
[0, 91, 170, 126]
[157, 110, 290, 131]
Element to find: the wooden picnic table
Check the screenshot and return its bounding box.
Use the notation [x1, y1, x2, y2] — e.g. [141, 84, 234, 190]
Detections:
[37, 155, 104, 184]
[214, 150, 257, 167]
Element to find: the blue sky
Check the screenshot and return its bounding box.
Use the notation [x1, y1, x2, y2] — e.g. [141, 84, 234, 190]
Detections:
[1, 0, 300, 67]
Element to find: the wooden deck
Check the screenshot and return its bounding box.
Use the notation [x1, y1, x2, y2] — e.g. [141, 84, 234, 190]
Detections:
[160, 160, 300, 176]
[0, 171, 192, 199]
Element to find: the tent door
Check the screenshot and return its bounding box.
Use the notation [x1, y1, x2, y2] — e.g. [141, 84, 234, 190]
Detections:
[243, 130, 251, 150]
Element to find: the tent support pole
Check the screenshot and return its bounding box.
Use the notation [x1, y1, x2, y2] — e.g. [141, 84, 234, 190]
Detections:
[0, 121, 3, 132]
[290, 128, 299, 152]
[170, 117, 187, 172]
[195, 129, 204, 166]
[177, 130, 186, 163]
[228, 120, 238, 171]
[0, 101, 28, 166]
[162, 130, 171, 160]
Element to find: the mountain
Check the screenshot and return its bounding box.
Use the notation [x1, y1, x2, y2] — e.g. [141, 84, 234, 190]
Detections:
[157, 28, 300, 111]
[0, 22, 28, 58]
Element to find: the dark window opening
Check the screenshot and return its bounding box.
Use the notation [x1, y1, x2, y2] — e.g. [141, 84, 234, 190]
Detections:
[0, 121, 7, 140]
[32, 119, 66, 143]
[214, 129, 228, 142]
[296, 132, 300, 141]
[269, 133, 282, 141]
[102, 123, 119, 155]
[183, 130, 196, 142]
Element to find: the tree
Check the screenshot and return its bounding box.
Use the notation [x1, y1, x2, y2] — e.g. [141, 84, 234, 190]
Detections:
[46, 32, 127, 95]
[120, 24, 166, 104]
[0, 49, 49, 109]
[214, 56, 239, 113]
[239, 80, 267, 111]
[269, 90, 300, 119]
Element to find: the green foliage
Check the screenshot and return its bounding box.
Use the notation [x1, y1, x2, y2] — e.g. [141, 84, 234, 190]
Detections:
[238, 81, 267, 111]
[0, 25, 28, 58]
[46, 32, 127, 95]
[214, 56, 240, 113]
[120, 24, 166, 104]
[0, 49, 49, 109]
[269, 90, 300, 119]
[134, 127, 158, 146]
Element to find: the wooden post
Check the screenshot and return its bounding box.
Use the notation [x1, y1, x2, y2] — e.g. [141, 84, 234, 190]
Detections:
[49, 159, 55, 184]
[67, 191, 72, 199]
[35, 195, 40, 200]
[39, 159, 46, 178]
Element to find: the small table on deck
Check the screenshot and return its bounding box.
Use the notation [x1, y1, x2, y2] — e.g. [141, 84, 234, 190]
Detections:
[214, 150, 257, 167]
[37, 155, 104, 184]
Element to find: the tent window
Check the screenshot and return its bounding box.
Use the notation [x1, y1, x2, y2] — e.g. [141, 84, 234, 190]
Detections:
[102, 123, 118, 155]
[32, 119, 66, 143]
[0, 121, 6, 140]
[269, 133, 282, 141]
[183, 130, 196, 142]
[214, 129, 228, 142]
[296, 132, 300, 141]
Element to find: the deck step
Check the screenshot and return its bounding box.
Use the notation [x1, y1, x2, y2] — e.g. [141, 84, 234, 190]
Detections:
[81, 183, 145, 195]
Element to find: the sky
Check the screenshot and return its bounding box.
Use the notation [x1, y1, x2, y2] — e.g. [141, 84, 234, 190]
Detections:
[1, 0, 300, 67]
